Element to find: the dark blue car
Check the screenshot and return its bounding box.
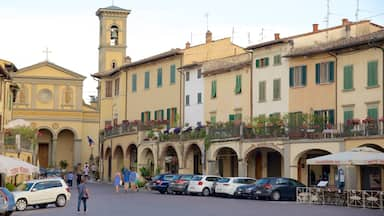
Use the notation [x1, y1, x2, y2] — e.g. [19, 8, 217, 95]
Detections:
[0, 187, 16, 216]
[149, 174, 179, 194]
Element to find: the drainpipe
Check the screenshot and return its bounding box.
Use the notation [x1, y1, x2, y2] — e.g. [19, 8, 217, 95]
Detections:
[178, 55, 184, 127]
[328, 52, 338, 127]
[249, 51, 253, 124]
[125, 69, 128, 120]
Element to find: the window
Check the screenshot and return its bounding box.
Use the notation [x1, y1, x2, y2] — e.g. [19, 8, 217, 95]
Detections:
[114, 78, 120, 96]
[154, 110, 164, 120]
[273, 55, 281, 66]
[314, 109, 335, 127]
[197, 69, 202, 79]
[157, 68, 163, 87]
[367, 106, 378, 120]
[235, 75, 242, 94]
[210, 114, 216, 124]
[170, 64, 176, 84]
[105, 80, 112, 97]
[273, 79, 281, 100]
[186, 95, 190, 106]
[343, 110, 354, 124]
[110, 25, 119, 46]
[255, 57, 269, 68]
[145, 71, 150, 89]
[343, 65, 353, 90]
[259, 81, 266, 102]
[166, 107, 177, 127]
[229, 113, 242, 122]
[211, 80, 217, 98]
[141, 111, 151, 123]
[197, 92, 202, 104]
[315, 61, 334, 84]
[289, 65, 307, 87]
[186, 71, 190, 81]
[367, 61, 378, 87]
[132, 74, 137, 92]
[112, 61, 117, 69]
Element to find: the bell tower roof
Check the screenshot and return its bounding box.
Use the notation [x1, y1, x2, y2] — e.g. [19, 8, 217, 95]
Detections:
[96, 5, 131, 16]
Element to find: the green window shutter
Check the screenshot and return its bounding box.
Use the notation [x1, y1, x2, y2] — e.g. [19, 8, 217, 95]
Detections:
[197, 92, 202, 104]
[235, 75, 241, 94]
[273, 79, 280, 100]
[329, 61, 335, 82]
[368, 108, 378, 120]
[211, 80, 217, 98]
[344, 110, 353, 123]
[186, 95, 190, 106]
[289, 67, 294, 87]
[154, 110, 158, 120]
[256, 59, 260, 68]
[368, 61, 378, 86]
[145, 71, 150, 89]
[170, 64, 176, 84]
[229, 114, 235, 122]
[141, 112, 144, 123]
[161, 110, 164, 120]
[210, 115, 216, 124]
[132, 74, 137, 92]
[301, 65, 307, 86]
[259, 81, 265, 101]
[343, 65, 353, 90]
[173, 108, 177, 125]
[315, 63, 320, 84]
[265, 57, 269, 66]
[328, 110, 335, 125]
[157, 68, 162, 87]
[167, 108, 171, 120]
[148, 112, 151, 121]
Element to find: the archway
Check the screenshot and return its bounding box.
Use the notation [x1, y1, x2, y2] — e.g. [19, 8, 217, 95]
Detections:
[358, 143, 384, 152]
[162, 146, 179, 174]
[140, 148, 155, 177]
[216, 147, 238, 177]
[126, 144, 137, 171]
[37, 129, 53, 168]
[57, 129, 75, 169]
[246, 147, 283, 179]
[113, 146, 124, 173]
[185, 144, 202, 174]
[104, 148, 112, 181]
[359, 143, 383, 190]
[296, 149, 331, 186]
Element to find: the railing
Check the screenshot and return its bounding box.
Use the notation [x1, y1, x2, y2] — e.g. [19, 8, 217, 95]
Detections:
[209, 124, 241, 140]
[103, 124, 138, 138]
[4, 136, 33, 151]
[296, 187, 384, 210]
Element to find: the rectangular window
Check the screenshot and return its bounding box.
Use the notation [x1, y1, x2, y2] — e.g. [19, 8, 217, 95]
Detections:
[259, 81, 266, 102]
[210, 115, 216, 124]
[186, 95, 190, 106]
[114, 78, 120, 96]
[343, 65, 353, 90]
[197, 69, 202, 79]
[211, 80, 217, 98]
[289, 65, 307, 87]
[105, 80, 112, 97]
[314, 109, 335, 126]
[141, 111, 151, 123]
[229, 114, 235, 122]
[145, 71, 150, 89]
[273, 55, 281, 66]
[316, 61, 334, 84]
[256, 57, 269, 68]
[157, 68, 162, 87]
[197, 92, 202, 104]
[154, 110, 164, 121]
[132, 74, 137, 92]
[186, 71, 190, 81]
[368, 107, 378, 120]
[273, 79, 281, 100]
[170, 64, 176, 84]
[367, 61, 378, 87]
[343, 110, 354, 124]
[235, 75, 242, 94]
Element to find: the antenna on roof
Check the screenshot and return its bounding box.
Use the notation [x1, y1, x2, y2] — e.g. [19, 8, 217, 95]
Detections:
[355, 0, 360, 21]
[324, 0, 331, 41]
[205, 12, 209, 31]
[259, 28, 264, 42]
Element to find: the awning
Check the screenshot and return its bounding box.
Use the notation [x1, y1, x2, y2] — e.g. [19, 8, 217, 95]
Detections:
[0, 155, 39, 176]
[306, 147, 384, 166]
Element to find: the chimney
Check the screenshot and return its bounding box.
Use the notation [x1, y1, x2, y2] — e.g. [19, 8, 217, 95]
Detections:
[312, 24, 319, 32]
[274, 33, 280, 40]
[185, 41, 191, 49]
[206, 30, 212, 43]
[342, 18, 349, 26]
[125, 56, 131, 64]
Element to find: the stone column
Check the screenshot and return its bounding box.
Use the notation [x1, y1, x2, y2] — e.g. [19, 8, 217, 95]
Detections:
[48, 140, 52, 167]
[238, 159, 247, 177]
[207, 160, 217, 175]
[51, 139, 57, 166]
[262, 151, 268, 177]
[74, 139, 82, 165]
[283, 142, 291, 178]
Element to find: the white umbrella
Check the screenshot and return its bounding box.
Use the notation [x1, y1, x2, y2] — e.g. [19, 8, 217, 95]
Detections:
[306, 147, 384, 165]
[4, 119, 31, 129]
[0, 155, 39, 176]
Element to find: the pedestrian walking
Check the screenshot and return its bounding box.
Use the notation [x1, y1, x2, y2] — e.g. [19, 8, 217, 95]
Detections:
[122, 168, 130, 192]
[114, 172, 122, 193]
[84, 162, 90, 180]
[77, 177, 89, 214]
[67, 171, 74, 187]
[91, 163, 97, 180]
[129, 170, 138, 192]
[76, 163, 82, 185]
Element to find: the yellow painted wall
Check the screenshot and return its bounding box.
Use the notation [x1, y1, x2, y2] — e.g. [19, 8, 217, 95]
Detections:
[344, 137, 384, 150]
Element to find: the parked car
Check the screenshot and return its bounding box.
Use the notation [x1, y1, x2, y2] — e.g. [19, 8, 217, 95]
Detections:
[214, 177, 257, 197]
[252, 177, 305, 201]
[0, 187, 15, 216]
[12, 178, 70, 211]
[149, 174, 179, 194]
[168, 174, 195, 194]
[187, 175, 221, 196]
[234, 183, 259, 199]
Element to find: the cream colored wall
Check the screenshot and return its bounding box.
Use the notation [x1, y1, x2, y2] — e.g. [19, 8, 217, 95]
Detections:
[344, 137, 384, 151]
[183, 38, 245, 65]
[289, 55, 336, 114]
[204, 67, 251, 123]
[337, 48, 383, 123]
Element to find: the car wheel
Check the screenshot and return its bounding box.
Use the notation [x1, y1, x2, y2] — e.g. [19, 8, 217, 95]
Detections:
[159, 190, 166, 194]
[167, 187, 173, 194]
[16, 199, 27, 211]
[202, 188, 210, 196]
[39, 204, 48, 208]
[271, 191, 281, 201]
[55, 195, 67, 207]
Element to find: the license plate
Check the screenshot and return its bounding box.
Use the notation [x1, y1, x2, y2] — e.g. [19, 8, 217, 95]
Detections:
[189, 186, 195, 190]
[256, 190, 261, 194]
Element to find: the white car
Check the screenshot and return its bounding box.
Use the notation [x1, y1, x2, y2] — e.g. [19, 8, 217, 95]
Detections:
[12, 178, 71, 211]
[187, 175, 221, 196]
[214, 177, 257, 196]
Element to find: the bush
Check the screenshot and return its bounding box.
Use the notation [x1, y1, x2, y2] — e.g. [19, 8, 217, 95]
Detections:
[5, 183, 15, 192]
[136, 180, 146, 188]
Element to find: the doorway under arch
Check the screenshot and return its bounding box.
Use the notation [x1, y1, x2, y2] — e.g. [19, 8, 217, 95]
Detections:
[246, 147, 283, 179]
[185, 144, 202, 174]
[56, 129, 75, 169]
[216, 147, 238, 177]
[296, 149, 331, 186]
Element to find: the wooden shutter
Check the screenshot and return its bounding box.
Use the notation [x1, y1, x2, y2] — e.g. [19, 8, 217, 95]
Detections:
[328, 110, 335, 125]
[145, 71, 150, 89]
[265, 57, 269, 66]
[256, 59, 260, 68]
[289, 67, 294, 87]
[315, 63, 320, 84]
[368, 108, 378, 120]
[329, 61, 335, 82]
[141, 112, 144, 122]
[301, 66, 307, 86]
[343, 110, 353, 123]
[170, 65, 176, 84]
[343, 65, 353, 90]
[368, 61, 378, 86]
[157, 68, 162, 87]
[229, 114, 235, 121]
[273, 79, 280, 100]
[132, 74, 137, 92]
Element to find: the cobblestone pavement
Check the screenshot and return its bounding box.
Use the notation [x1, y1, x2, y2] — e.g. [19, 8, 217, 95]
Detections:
[13, 183, 383, 216]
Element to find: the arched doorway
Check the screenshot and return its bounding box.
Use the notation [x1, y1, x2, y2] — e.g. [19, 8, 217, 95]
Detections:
[104, 148, 112, 181]
[126, 144, 137, 171]
[296, 149, 331, 186]
[140, 148, 155, 177]
[162, 146, 179, 174]
[246, 147, 283, 179]
[216, 147, 238, 177]
[185, 144, 202, 174]
[37, 129, 53, 168]
[359, 144, 383, 190]
[113, 146, 124, 173]
[57, 129, 75, 170]
[359, 143, 384, 152]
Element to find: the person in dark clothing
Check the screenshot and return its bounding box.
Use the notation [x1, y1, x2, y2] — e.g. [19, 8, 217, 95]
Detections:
[76, 163, 82, 185]
[77, 177, 89, 213]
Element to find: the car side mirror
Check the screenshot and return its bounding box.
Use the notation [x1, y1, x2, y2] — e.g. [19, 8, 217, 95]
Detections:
[31, 188, 37, 192]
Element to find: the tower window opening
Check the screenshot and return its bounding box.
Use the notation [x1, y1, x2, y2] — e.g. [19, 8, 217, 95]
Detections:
[110, 25, 119, 46]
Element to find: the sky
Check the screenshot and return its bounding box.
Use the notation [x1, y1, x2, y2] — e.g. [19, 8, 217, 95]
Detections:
[0, 0, 383, 102]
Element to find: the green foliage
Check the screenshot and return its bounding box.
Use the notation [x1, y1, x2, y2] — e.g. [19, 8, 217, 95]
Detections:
[5, 183, 15, 192]
[204, 135, 211, 151]
[59, 160, 68, 170]
[155, 166, 161, 175]
[139, 166, 150, 177]
[136, 180, 146, 188]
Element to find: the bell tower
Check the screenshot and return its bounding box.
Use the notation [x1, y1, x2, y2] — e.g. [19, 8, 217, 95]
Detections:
[96, 6, 130, 73]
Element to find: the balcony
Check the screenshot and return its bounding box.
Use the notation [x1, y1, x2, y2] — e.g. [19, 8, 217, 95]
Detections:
[4, 135, 33, 152]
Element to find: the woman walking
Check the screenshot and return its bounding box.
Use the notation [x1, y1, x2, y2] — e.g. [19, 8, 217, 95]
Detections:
[114, 172, 122, 192]
[129, 170, 138, 192]
[77, 177, 89, 214]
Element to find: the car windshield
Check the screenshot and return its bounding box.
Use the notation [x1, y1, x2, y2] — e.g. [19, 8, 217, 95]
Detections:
[152, 175, 161, 181]
[191, 176, 202, 181]
[15, 182, 34, 191]
[180, 175, 194, 180]
[217, 178, 230, 183]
